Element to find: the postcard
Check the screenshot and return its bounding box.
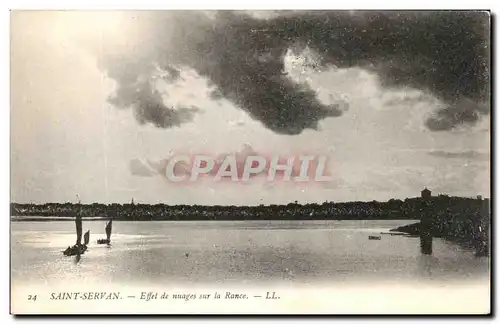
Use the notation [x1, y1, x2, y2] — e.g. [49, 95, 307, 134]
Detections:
[10, 9, 491, 315]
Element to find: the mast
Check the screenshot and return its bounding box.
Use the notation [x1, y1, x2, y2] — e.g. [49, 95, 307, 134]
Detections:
[75, 213, 82, 245]
[75, 195, 82, 245]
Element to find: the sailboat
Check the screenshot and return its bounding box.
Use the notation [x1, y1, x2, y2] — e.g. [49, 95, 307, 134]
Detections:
[63, 213, 90, 256]
[97, 219, 112, 245]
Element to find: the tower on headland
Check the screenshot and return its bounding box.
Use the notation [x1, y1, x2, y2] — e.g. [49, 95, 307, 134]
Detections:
[420, 187, 433, 255]
[421, 188, 431, 199]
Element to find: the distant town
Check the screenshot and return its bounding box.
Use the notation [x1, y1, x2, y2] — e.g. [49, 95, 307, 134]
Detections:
[11, 189, 489, 222]
[11, 189, 490, 255]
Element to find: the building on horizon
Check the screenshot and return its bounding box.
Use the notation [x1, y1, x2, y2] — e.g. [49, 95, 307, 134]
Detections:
[421, 188, 431, 199]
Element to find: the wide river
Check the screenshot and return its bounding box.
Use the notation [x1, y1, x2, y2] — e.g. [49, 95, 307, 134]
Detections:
[10, 219, 490, 314]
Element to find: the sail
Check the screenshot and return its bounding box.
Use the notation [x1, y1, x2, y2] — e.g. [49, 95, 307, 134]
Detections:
[84, 230, 90, 245]
[105, 220, 112, 241]
[75, 214, 82, 245]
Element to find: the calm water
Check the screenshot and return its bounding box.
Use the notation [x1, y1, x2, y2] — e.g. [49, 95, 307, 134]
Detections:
[11, 219, 490, 287]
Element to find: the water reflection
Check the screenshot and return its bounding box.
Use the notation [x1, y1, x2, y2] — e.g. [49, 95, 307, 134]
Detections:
[420, 234, 433, 255]
[418, 254, 439, 278]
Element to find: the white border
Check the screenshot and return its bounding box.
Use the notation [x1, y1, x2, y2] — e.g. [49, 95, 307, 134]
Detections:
[2, 1, 497, 323]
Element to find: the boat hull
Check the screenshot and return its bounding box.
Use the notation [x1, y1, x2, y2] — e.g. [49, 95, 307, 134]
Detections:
[63, 245, 87, 256]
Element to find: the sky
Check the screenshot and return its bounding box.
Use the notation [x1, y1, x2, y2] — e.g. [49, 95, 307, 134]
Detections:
[10, 10, 491, 205]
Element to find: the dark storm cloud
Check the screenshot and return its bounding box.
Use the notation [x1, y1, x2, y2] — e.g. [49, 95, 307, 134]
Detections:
[264, 11, 490, 131]
[108, 78, 200, 128]
[102, 54, 199, 128]
[100, 10, 490, 134]
[171, 11, 344, 134]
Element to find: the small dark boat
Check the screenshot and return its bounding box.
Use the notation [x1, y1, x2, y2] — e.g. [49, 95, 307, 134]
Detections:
[63, 214, 90, 256]
[380, 232, 406, 236]
[97, 220, 112, 245]
[368, 235, 381, 240]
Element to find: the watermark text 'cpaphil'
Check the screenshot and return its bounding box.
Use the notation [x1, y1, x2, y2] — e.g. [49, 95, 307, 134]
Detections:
[164, 154, 333, 182]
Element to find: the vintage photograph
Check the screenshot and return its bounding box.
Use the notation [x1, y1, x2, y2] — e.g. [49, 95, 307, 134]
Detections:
[10, 10, 491, 314]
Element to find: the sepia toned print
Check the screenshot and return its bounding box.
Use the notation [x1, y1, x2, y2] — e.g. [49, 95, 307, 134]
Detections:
[10, 10, 490, 315]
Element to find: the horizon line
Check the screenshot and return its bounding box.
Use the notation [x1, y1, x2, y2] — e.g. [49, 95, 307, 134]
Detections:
[10, 193, 490, 207]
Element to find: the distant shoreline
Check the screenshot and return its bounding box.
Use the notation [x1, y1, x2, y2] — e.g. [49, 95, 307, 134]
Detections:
[10, 195, 490, 222]
[11, 216, 108, 222]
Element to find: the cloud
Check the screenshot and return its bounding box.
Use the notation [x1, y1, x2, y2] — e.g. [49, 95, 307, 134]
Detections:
[97, 10, 490, 134]
[129, 159, 157, 177]
[103, 55, 201, 128]
[425, 98, 490, 131]
[428, 150, 490, 161]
